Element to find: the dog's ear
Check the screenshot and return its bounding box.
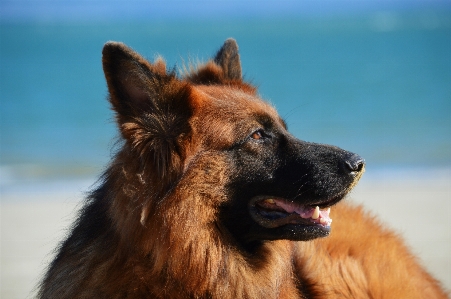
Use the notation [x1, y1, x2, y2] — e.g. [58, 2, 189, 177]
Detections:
[186, 38, 250, 88]
[102, 42, 192, 180]
[214, 38, 242, 80]
[102, 42, 190, 119]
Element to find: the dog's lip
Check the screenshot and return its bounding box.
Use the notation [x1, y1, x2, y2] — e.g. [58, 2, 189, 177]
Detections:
[248, 195, 338, 229]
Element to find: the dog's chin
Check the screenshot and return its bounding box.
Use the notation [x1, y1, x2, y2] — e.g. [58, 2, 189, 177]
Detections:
[246, 195, 345, 242]
[247, 223, 331, 243]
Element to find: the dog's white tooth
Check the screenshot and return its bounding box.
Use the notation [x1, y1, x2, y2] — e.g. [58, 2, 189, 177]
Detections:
[320, 218, 326, 224]
[265, 199, 275, 204]
[312, 206, 320, 219]
[326, 208, 331, 215]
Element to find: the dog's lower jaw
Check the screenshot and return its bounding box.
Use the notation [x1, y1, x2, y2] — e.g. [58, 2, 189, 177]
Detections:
[244, 223, 331, 245]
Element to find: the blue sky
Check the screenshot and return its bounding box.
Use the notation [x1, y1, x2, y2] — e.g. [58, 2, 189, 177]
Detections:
[2, 0, 450, 22]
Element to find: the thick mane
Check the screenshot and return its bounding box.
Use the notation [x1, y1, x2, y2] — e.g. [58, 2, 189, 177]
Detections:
[138, 153, 300, 298]
[39, 150, 300, 298]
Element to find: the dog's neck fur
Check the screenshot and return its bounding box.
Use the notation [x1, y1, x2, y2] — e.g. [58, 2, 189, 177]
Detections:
[102, 150, 302, 298]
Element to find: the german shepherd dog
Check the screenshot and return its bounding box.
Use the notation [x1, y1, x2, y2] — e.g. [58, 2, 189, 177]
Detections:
[38, 39, 448, 298]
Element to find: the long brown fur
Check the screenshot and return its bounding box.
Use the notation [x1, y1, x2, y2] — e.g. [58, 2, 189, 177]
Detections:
[38, 39, 449, 299]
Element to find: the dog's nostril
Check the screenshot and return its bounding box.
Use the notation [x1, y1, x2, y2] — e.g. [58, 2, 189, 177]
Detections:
[344, 154, 365, 173]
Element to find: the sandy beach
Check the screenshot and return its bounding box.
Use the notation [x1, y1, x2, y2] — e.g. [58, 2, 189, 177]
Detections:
[1, 169, 450, 298]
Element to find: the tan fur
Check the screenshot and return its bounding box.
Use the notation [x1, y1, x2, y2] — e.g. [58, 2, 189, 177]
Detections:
[38, 40, 449, 299]
[296, 203, 448, 298]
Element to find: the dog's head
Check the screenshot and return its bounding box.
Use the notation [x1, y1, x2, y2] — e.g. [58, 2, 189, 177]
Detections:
[102, 39, 364, 249]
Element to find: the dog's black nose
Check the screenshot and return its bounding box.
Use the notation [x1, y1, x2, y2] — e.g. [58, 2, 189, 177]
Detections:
[344, 153, 365, 173]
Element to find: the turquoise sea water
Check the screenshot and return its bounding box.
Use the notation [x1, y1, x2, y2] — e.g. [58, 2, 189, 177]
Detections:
[1, 12, 451, 181]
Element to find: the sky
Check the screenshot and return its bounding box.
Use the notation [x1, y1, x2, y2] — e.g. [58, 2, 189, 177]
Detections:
[1, 0, 450, 22]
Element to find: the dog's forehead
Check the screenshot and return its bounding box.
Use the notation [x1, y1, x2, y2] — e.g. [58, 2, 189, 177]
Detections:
[193, 85, 281, 123]
[186, 85, 285, 149]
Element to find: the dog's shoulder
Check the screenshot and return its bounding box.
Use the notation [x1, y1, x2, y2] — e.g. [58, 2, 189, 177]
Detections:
[292, 203, 449, 298]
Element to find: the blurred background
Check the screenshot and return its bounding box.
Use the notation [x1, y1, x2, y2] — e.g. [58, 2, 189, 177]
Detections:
[1, 0, 450, 184]
[1, 0, 450, 298]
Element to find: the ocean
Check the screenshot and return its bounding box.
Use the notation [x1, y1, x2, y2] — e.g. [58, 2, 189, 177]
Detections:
[1, 12, 451, 183]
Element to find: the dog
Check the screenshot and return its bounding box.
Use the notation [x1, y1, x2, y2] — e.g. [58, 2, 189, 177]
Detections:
[38, 39, 449, 298]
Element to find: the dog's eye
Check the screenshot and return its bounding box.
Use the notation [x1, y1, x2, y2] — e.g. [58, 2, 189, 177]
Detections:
[250, 129, 266, 140]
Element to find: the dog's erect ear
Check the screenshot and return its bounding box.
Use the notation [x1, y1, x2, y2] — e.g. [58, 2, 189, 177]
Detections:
[102, 42, 189, 118]
[214, 38, 242, 80]
[186, 38, 248, 86]
[102, 42, 192, 181]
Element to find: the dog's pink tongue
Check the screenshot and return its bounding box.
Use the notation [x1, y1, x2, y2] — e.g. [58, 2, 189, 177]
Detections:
[273, 200, 332, 226]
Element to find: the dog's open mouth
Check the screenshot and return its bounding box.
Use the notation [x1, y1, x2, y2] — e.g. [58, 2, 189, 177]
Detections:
[249, 196, 335, 230]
